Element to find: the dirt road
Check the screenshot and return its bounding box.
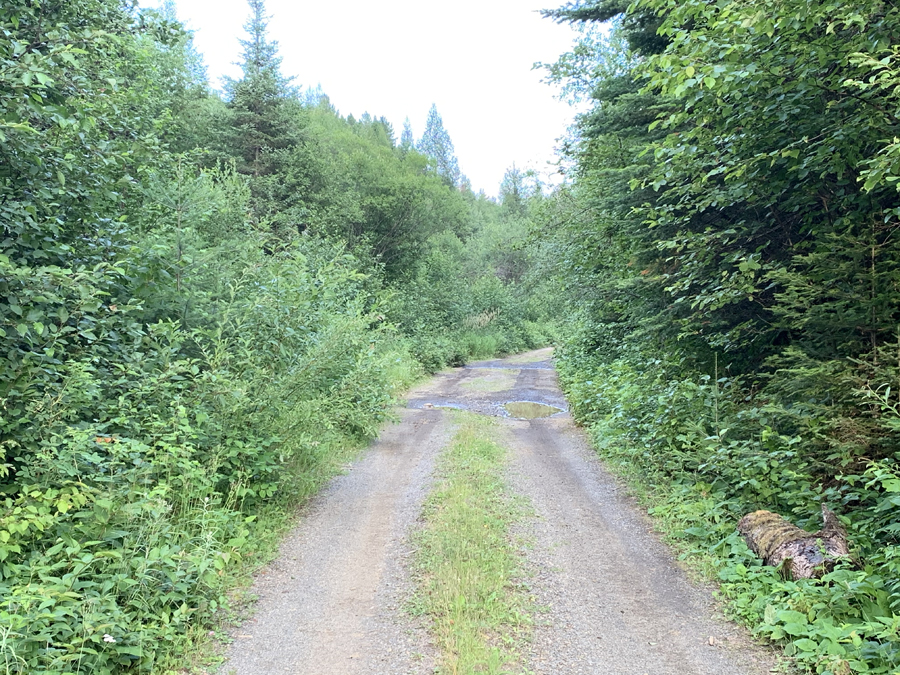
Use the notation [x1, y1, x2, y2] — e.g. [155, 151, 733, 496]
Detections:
[219, 348, 774, 674]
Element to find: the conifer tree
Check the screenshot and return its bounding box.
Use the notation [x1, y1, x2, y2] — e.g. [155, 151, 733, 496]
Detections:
[377, 116, 396, 146]
[400, 117, 414, 155]
[417, 104, 461, 186]
[500, 164, 530, 217]
[224, 0, 297, 179]
[303, 84, 326, 106]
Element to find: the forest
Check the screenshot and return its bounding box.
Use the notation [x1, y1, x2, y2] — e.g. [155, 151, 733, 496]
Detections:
[0, 0, 556, 671]
[3, 0, 900, 672]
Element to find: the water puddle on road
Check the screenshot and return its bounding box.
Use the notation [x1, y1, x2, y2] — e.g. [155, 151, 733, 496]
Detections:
[504, 401, 563, 419]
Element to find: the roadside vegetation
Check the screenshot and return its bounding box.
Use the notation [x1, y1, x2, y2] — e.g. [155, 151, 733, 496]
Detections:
[13, 0, 900, 671]
[412, 413, 532, 674]
[538, 1, 900, 673]
[0, 1, 556, 671]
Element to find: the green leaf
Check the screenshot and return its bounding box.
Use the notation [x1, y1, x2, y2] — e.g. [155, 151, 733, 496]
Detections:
[783, 622, 808, 636]
[777, 610, 807, 625]
[881, 478, 900, 492]
[793, 638, 818, 654]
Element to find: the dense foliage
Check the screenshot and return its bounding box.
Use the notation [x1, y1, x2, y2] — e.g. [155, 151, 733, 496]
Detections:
[542, 1, 900, 672]
[0, 1, 554, 671]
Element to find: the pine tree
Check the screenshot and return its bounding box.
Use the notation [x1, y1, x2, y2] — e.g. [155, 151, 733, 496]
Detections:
[417, 104, 460, 186]
[400, 117, 414, 155]
[224, 0, 297, 178]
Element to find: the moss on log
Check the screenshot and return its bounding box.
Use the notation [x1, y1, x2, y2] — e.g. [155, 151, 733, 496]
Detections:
[737, 504, 850, 579]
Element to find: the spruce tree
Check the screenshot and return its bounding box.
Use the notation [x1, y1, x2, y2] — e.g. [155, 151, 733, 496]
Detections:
[417, 104, 461, 186]
[400, 117, 414, 155]
[224, 0, 297, 179]
[500, 164, 529, 218]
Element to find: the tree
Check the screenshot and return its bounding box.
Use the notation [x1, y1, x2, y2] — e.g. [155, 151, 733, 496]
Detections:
[222, 0, 307, 240]
[224, 0, 298, 179]
[542, 0, 669, 55]
[535, 16, 677, 370]
[499, 164, 535, 218]
[141, 0, 227, 157]
[631, 0, 900, 368]
[417, 103, 461, 187]
[400, 117, 414, 155]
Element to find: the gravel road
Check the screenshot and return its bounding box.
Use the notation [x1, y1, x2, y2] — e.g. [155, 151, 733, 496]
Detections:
[218, 408, 448, 675]
[219, 348, 776, 674]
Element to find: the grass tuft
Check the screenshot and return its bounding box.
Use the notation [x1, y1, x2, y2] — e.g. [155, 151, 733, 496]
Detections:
[413, 412, 532, 675]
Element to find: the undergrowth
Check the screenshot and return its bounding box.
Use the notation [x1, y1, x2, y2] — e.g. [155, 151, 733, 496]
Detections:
[556, 345, 900, 675]
[0, 240, 423, 674]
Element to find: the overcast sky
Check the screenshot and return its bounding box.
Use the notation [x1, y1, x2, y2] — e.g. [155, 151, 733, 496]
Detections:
[144, 0, 581, 195]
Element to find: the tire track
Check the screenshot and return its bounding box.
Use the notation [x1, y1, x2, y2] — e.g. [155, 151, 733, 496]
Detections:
[219, 348, 775, 674]
[219, 408, 449, 675]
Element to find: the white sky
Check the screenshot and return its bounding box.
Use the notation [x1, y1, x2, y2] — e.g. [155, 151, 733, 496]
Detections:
[145, 0, 581, 195]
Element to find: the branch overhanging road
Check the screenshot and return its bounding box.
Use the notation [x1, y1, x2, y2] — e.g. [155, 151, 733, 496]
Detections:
[219, 348, 775, 675]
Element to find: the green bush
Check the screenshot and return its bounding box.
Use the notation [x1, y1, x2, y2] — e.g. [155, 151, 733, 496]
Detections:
[0, 230, 422, 671]
[556, 343, 900, 674]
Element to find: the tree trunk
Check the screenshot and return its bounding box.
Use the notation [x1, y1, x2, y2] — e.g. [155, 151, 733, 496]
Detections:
[737, 504, 850, 579]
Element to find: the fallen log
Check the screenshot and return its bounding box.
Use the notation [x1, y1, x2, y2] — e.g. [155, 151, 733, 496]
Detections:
[737, 504, 850, 579]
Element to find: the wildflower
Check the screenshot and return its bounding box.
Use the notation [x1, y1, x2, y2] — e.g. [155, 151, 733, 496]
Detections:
[103, 634, 116, 643]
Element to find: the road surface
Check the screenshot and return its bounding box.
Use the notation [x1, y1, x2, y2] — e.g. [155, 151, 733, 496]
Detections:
[219, 348, 774, 675]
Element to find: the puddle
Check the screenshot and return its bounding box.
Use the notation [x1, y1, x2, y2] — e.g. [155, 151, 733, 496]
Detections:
[504, 401, 563, 419]
[503, 348, 554, 365]
[420, 402, 465, 410]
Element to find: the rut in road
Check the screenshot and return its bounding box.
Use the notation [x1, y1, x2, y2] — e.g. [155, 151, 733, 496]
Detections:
[219, 348, 775, 675]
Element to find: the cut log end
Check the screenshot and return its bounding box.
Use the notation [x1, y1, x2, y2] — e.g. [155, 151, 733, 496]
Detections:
[737, 504, 850, 579]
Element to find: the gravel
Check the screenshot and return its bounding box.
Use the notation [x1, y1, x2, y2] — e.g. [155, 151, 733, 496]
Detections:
[504, 414, 776, 674]
[217, 408, 448, 675]
[218, 348, 778, 674]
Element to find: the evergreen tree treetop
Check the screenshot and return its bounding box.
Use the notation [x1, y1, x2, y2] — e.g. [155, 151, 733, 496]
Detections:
[237, 0, 292, 86]
[418, 103, 461, 187]
[224, 0, 300, 184]
[400, 117, 414, 154]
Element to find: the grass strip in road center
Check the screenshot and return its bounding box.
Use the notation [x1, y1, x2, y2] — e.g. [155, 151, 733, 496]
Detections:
[412, 412, 532, 675]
